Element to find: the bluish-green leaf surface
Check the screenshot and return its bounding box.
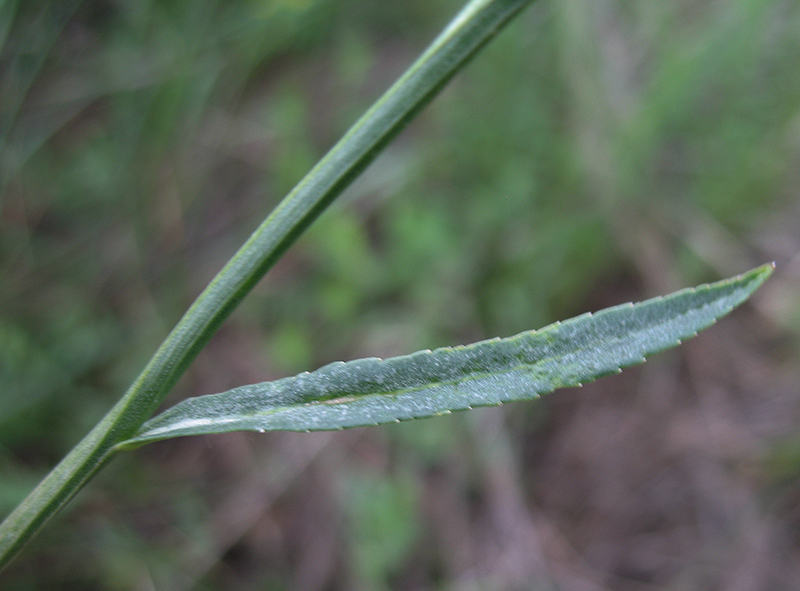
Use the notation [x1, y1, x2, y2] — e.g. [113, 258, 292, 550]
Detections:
[118, 264, 773, 448]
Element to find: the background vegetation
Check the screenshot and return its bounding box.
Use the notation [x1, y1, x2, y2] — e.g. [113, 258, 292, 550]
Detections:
[1, 0, 799, 588]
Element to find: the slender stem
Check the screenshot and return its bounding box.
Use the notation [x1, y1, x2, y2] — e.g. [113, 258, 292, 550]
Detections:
[0, 0, 534, 571]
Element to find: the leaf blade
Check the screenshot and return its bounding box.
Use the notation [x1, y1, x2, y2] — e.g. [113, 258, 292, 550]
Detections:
[118, 264, 773, 448]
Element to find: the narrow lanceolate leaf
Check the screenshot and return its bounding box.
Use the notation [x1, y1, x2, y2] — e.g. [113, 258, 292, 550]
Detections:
[118, 264, 773, 449]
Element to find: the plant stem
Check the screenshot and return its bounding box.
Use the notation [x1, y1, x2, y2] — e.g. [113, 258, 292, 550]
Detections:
[0, 0, 535, 571]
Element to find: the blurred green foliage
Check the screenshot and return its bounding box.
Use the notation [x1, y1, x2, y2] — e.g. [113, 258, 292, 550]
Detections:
[346, 468, 421, 590]
[1, 0, 799, 588]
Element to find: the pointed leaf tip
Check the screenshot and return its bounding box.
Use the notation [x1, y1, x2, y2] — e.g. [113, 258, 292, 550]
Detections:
[117, 265, 772, 449]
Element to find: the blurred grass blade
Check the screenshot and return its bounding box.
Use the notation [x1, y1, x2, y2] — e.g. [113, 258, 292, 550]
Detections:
[0, 0, 536, 571]
[118, 264, 773, 448]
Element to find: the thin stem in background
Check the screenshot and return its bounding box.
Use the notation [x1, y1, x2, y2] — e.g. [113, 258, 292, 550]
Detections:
[0, 0, 535, 571]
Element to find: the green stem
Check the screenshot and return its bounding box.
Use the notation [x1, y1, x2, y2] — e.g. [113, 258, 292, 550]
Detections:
[0, 0, 534, 571]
